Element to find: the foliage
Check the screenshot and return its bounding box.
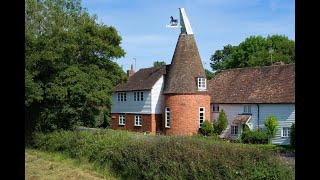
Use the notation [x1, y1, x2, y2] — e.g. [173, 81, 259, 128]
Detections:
[205, 69, 215, 80]
[200, 120, 214, 136]
[213, 109, 228, 135]
[241, 128, 269, 144]
[25, 0, 127, 133]
[153, 61, 166, 67]
[264, 115, 279, 140]
[31, 130, 294, 179]
[210, 35, 295, 72]
[290, 122, 295, 148]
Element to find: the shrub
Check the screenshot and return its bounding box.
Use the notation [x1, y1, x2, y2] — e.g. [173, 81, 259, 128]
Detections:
[241, 128, 269, 144]
[200, 120, 214, 136]
[213, 109, 228, 135]
[290, 123, 295, 148]
[264, 115, 279, 142]
[31, 130, 294, 179]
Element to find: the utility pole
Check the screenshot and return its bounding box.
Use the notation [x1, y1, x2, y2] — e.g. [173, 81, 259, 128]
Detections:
[269, 48, 274, 65]
[133, 58, 136, 70]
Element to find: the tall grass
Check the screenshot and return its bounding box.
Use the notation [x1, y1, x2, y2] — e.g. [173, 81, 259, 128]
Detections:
[31, 129, 295, 179]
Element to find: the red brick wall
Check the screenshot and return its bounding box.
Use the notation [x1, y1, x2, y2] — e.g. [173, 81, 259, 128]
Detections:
[162, 94, 211, 136]
[111, 113, 162, 134]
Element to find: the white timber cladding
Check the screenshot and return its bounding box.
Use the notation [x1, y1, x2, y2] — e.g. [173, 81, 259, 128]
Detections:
[210, 103, 295, 145]
[151, 75, 164, 114]
[111, 90, 151, 113]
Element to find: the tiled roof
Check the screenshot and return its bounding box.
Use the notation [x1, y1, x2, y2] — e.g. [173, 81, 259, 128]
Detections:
[208, 64, 295, 103]
[114, 65, 168, 92]
[233, 115, 252, 124]
[163, 34, 207, 94]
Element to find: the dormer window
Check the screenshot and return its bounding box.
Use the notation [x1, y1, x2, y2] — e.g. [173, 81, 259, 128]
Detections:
[197, 78, 206, 90]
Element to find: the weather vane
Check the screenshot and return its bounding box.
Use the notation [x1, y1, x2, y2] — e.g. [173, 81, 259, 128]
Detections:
[166, 15, 181, 28]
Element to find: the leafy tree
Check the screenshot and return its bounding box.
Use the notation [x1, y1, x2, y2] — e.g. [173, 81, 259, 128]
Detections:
[264, 115, 279, 143]
[25, 0, 127, 134]
[213, 109, 228, 135]
[200, 120, 214, 136]
[205, 69, 214, 80]
[153, 61, 166, 67]
[210, 35, 295, 72]
[290, 122, 295, 148]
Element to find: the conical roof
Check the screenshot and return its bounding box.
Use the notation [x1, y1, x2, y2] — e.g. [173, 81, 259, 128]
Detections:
[163, 34, 207, 94]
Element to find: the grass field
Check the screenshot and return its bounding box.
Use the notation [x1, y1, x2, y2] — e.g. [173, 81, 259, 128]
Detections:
[25, 149, 116, 180]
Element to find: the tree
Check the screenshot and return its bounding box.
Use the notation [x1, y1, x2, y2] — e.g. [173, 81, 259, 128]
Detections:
[213, 109, 228, 135]
[153, 61, 166, 67]
[200, 120, 214, 136]
[210, 35, 295, 72]
[25, 0, 127, 134]
[264, 115, 279, 143]
[205, 69, 214, 80]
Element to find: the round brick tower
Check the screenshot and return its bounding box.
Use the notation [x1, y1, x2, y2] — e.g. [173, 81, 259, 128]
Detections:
[162, 8, 210, 136]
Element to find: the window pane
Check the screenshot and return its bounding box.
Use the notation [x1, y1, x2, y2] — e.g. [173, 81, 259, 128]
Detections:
[141, 92, 143, 101]
[137, 92, 140, 101]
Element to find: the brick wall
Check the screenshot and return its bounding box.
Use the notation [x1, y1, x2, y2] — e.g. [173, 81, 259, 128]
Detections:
[162, 94, 211, 136]
[111, 113, 162, 134]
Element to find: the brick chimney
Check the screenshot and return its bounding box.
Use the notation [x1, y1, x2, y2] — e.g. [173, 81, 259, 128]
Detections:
[127, 64, 135, 77]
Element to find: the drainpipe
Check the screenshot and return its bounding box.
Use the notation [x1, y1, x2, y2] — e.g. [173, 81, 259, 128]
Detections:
[257, 104, 260, 129]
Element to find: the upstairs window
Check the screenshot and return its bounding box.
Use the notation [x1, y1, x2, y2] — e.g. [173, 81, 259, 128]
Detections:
[199, 107, 205, 128]
[212, 104, 220, 112]
[134, 91, 144, 101]
[118, 92, 126, 101]
[197, 78, 206, 90]
[243, 105, 251, 114]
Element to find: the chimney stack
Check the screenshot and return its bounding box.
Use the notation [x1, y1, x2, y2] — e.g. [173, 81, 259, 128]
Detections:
[127, 64, 135, 77]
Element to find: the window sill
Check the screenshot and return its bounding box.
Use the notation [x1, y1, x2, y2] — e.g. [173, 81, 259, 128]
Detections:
[119, 124, 125, 126]
[165, 126, 170, 128]
[134, 125, 142, 127]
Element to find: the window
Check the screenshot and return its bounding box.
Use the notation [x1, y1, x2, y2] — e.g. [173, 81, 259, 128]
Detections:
[134, 115, 142, 126]
[197, 78, 206, 90]
[243, 105, 251, 114]
[231, 125, 238, 135]
[199, 107, 205, 128]
[119, 115, 125, 125]
[117, 92, 126, 101]
[165, 107, 170, 128]
[282, 127, 291, 137]
[212, 104, 220, 112]
[134, 91, 144, 101]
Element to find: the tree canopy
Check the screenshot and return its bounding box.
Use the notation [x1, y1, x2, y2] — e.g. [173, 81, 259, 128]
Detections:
[210, 35, 295, 72]
[25, 0, 127, 134]
[153, 61, 166, 67]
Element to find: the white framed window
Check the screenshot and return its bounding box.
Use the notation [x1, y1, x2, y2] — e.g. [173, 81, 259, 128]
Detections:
[134, 91, 144, 101]
[118, 92, 126, 101]
[231, 125, 238, 135]
[119, 115, 125, 125]
[134, 115, 142, 126]
[212, 104, 220, 112]
[197, 78, 206, 90]
[243, 105, 251, 114]
[199, 107, 205, 128]
[165, 107, 170, 128]
[281, 127, 291, 137]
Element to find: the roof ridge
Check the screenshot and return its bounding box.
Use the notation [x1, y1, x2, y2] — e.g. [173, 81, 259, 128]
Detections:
[220, 63, 295, 72]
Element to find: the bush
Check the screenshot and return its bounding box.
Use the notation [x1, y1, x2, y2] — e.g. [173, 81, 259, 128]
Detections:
[31, 129, 294, 179]
[200, 120, 214, 136]
[290, 123, 295, 148]
[264, 115, 279, 141]
[241, 128, 269, 144]
[213, 109, 228, 135]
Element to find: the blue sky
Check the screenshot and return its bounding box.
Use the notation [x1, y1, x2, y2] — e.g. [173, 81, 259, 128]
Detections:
[81, 0, 295, 72]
